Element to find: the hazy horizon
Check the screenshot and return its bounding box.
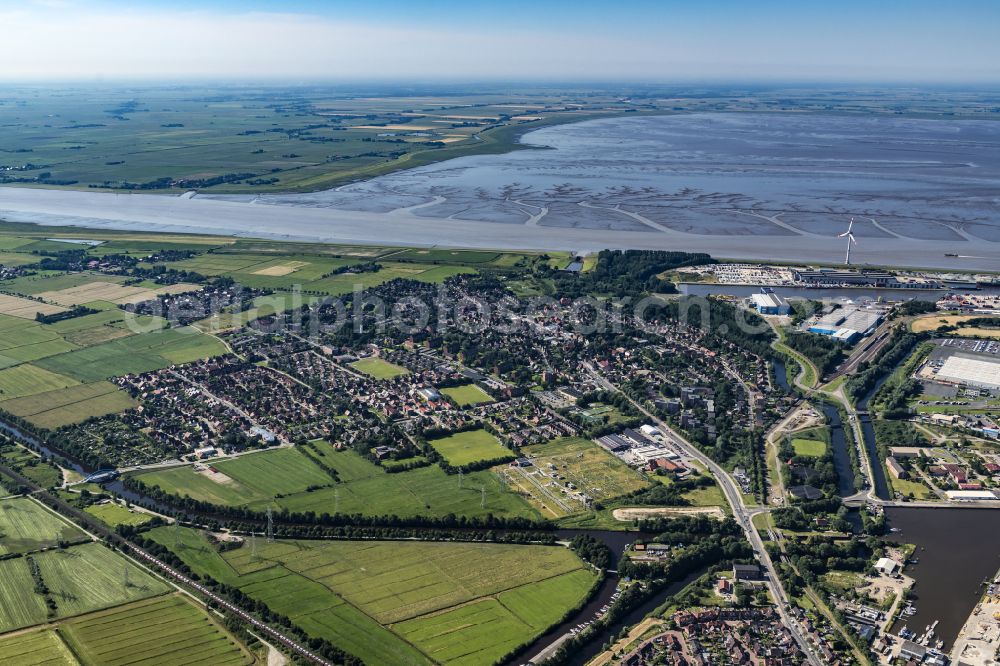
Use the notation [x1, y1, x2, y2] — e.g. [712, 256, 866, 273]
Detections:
[1, 0, 998, 84]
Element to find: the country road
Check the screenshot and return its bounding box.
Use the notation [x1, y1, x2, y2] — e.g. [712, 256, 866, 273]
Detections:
[584, 367, 824, 666]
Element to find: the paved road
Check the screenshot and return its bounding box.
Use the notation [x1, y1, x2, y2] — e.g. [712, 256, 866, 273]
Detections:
[585, 368, 824, 666]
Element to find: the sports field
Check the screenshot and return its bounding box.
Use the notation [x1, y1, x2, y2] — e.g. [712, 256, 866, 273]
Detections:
[792, 437, 827, 457]
[59, 594, 254, 666]
[427, 428, 511, 466]
[136, 444, 538, 519]
[790, 426, 829, 457]
[0, 497, 87, 555]
[350, 357, 410, 379]
[441, 383, 495, 406]
[513, 437, 651, 517]
[149, 528, 596, 666]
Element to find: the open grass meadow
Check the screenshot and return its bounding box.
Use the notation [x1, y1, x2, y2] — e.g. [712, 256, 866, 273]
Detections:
[0, 497, 88, 555]
[59, 594, 254, 666]
[441, 383, 495, 407]
[0, 446, 64, 488]
[427, 428, 511, 466]
[149, 527, 596, 666]
[350, 356, 410, 379]
[83, 502, 153, 528]
[136, 445, 539, 520]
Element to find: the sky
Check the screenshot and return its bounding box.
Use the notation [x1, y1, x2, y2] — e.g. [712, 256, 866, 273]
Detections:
[0, 0, 998, 83]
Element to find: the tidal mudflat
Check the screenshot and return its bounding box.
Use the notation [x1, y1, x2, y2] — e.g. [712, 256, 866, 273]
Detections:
[1, 113, 998, 269]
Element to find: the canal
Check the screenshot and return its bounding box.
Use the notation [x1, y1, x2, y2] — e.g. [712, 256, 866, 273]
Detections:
[820, 403, 858, 498]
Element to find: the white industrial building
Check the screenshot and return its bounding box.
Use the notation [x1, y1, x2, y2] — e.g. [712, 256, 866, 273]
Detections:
[936, 354, 1000, 390]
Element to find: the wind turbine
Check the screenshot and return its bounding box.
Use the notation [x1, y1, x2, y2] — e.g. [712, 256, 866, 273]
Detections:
[838, 218, 857, 265]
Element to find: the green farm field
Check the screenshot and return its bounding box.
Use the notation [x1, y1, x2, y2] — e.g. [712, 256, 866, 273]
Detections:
[350, 356, 410, 379]
[35, 326, 226, 381]
[0, 628, 77, 665]
[0, 363, 79, 400]
[34, 543, 170, 619]
[0, 497, 87, 555]
[136, 444, 539, 519]
[0, 542, 168, 633]
[441, 383, 495, 406]
[149, 528, 596, 666]
[59, 594, 254, 666]
[0, 381, 136, 429]
[427, 428, 511, 466]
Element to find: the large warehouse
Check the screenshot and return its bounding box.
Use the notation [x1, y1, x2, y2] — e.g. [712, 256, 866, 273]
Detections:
[936, 354, 1000, 390]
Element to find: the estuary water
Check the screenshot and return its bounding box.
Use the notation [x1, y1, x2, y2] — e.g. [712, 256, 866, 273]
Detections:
[1, 113, 999, 269]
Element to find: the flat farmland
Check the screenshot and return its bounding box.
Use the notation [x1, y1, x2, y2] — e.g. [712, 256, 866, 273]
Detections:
[2, 272, 130, 296]
[33, 542, 170, 619]
[396, 569, 597, 665]
[306, 262, 474, 295]
[0, 557, 50, 631]
[0, 363, 79, 400]
[0, 628, 77, 665]
[441, 383, 495, 406]
[36, 281, 202, 307]
[151, 528, 595, 666]
[0, 497, 87, 555]
[428, 428, 511, 466]
[60, 594, 254, 666]
[351, 356, 410, 379]
[514, 437, 651, 518]
[35, 326, 226, 381]
[0, 293, 67, 319]
[0, 381, 136, 429]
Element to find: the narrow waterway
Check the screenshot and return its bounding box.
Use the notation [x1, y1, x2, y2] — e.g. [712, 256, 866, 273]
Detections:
[680, 283, 1000, 302]
[855, 361, 899, 501]
[820, 404, 858, 497]
[887, 507, 1000, 651]
[772, 359, 790, 392]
